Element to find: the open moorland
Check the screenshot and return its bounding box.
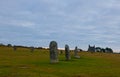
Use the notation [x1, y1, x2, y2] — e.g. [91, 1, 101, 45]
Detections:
[0, 46, 120, 77]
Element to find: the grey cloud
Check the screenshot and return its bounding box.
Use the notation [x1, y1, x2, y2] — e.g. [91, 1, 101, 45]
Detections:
[0, 0, 120, 52]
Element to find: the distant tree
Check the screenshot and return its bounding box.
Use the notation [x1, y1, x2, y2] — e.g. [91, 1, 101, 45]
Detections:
[37, 47, 43, 49]
[101, 48, 106, 53]
[105, 47, 113, 53]
[95, 47, 101, 52]
[0, 43, 5, 46]
[7, 44, 12, 47]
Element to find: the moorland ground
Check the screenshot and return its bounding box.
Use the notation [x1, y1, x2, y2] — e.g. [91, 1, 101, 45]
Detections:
[0, 46, 120, 77]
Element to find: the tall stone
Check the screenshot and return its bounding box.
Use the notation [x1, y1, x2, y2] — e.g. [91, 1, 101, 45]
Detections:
[13, 45, 17, 51]
[65, 44, 71, 61]
[49, 41, 58, 63]
[30, 46, 34, 52]
[74, 46, 80, 58]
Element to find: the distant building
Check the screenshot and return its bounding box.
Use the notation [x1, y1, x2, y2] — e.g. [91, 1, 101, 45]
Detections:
[88, 45, 95, 52]
[88, 45, 113, 53]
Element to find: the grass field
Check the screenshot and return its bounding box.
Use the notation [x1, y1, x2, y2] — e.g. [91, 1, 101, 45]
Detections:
[0, 46, 120, 77]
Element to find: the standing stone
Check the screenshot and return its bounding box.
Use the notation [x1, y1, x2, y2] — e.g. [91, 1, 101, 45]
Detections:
[65, 44, 71, 61]
[13, 45, 17, 51]
[49, 41, 59, 63]
[30, 46, 34, 52]
[74, 46, 80, 58]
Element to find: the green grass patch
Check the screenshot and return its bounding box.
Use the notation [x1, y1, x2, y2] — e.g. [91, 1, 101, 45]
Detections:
[0, 47, 120, 77]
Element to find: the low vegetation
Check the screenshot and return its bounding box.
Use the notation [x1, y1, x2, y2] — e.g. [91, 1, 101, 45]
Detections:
[0, 46, 120, 77]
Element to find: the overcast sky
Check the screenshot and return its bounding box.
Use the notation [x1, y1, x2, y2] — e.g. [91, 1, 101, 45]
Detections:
[0, 0, 120, 52]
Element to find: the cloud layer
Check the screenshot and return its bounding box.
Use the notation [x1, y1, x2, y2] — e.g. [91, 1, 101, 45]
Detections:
[0, 0, 120, 52]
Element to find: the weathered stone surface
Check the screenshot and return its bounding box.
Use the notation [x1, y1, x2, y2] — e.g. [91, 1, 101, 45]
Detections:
[65, 44, 71, 61]
[74, 46, 80, 58]
[49, 41, 59, 63]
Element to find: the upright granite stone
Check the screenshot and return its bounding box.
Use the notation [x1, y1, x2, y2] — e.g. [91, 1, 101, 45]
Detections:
[30, 46, 34, 52]
[65, 44, 71, 61]
[49, 41, 59, 63]
[74, 46, 80, 58]
[13, 45, 17, 51]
